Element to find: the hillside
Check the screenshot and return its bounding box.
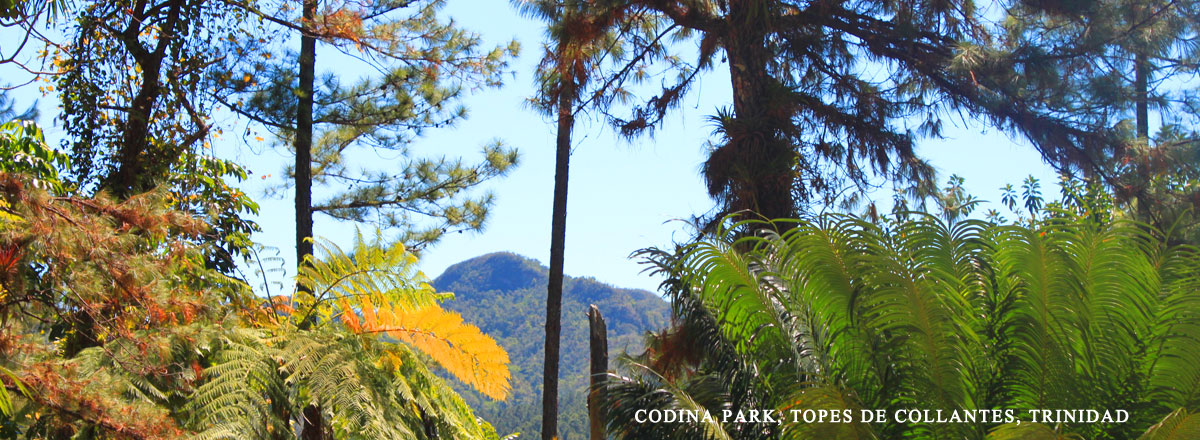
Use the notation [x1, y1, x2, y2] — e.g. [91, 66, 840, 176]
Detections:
[432, 252, 670, 439]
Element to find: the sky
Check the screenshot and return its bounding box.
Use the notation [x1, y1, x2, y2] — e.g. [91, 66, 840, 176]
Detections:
[1, 1, 1063, 294]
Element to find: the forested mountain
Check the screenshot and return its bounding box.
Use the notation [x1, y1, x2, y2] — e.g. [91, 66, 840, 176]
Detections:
[432, 252, 670, 439]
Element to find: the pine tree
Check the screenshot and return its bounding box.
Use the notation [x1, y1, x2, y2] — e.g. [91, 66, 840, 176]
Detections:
[222, 0, 520, 257]
[555, 0, 1195, 224]
[1006, 0, 1200, 240]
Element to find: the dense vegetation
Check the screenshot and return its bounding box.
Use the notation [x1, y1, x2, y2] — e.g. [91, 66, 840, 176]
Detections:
[607, 210, 1200, 440]
[432, 252, 669, 440]
[0, 169, 511, 439]
[2, 0, 1199, 438]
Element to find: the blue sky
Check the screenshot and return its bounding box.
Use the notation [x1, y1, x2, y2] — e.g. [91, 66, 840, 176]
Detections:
[2, 1, 1063, 293]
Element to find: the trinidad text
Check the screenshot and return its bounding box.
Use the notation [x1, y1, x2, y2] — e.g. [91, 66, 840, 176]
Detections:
[631, 409, 1129, 425]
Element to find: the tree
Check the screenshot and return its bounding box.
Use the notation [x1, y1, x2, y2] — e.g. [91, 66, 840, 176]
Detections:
[1003, 0, 1200, 228]
[220, 5, 518, 430]
[0, 120, 68, 194]
[514, 1, 643, 436]
[1008, 0, 1199, 139]
[0, 171, 256, 439]
[515, 2, 584, 438]
[608, 213, 1200, 440]
[39, 0, 264, 273]
[536, 0, 1199, 228]
[218, 0, 519, 262]
[0, 168, 512, 439]
[55, 0, 238, 195]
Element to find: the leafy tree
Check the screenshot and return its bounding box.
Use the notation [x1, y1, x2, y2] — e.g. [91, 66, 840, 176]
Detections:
[0, 120, 69, 194]
[1004, 0, 1200, 239]
[609, 214, 1200, 440]
[54, 0, 244, 194]
[35, 0, 264, 273]
[0, 169, 512, 439]
[0, 171, 255, 439]
[537, 0, 1198, 228]
[1005, 0, 1200, 141]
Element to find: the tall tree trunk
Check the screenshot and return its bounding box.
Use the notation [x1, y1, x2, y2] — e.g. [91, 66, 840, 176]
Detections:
[295, 0, 316, 275]
[542, 42, 575, 440]
[587, 305, 608, 440]
[300, 405, 324, 440]
[706, 0, 796, 223]
[1135, 51, 1149, 140]
[297, 1, 322, 439]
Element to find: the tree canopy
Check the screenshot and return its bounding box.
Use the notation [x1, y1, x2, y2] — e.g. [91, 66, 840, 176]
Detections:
[539, 0, 1198, 224]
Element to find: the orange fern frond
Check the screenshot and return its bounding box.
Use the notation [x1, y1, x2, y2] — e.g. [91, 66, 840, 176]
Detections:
[357, 302, 510, 401]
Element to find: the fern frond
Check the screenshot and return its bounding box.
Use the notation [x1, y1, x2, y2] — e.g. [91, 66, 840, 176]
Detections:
[357, 301, 510, 400]
[1138, 408, 1200, 440]
[295, 232, 447, 324]
[986, 423, 1079, 440]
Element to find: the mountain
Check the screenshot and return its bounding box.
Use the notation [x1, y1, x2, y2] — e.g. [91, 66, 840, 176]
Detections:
[432, 252, 670, 440]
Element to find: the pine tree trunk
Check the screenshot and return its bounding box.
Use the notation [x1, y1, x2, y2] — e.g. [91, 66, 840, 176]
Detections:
[710, 0, 795, 223]
[296, 1, 322, 439]
[542, 43, 575, 440]
[587, 305, 608, 440]
[1135, 52, 1149, 140]
[295, 0, 316, 275]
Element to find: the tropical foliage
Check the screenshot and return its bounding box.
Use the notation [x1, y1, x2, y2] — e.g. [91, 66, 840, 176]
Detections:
[0, 171, 511, 439]
[188, 233, 511, 440]
[608, 213, 1200, 440]
[0, 120, 69, 194]
[0, 172, 252, 438]
[4, 0, 1200, 438]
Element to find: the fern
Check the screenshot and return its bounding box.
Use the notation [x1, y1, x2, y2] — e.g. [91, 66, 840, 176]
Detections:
[189, 232, 508, 439]
[606, 214, 1200, 440]
[354, 300, 511, 400]
[1137, 409, 1200, 440]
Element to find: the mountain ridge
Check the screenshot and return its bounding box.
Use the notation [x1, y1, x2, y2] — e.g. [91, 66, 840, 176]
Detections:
[431, 252, 670, 439]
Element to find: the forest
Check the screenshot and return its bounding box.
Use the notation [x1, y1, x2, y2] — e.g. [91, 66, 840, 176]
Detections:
[1, 0, 1199, 439]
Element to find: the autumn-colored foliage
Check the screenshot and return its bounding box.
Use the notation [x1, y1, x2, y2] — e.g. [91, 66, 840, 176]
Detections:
[356, 300, 511, 400]
[0, 172, 250, 439]
[0, 171, 511, 439]
[296, 234, 512, 401]
[189, 233, 511, 439]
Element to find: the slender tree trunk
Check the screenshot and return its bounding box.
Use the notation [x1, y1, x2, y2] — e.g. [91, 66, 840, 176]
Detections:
[542, 42, 575, 440]
[301, 405, 324, 440]
[587, 305, 608, 440]
[295, 0, 316, 275]
[296, 1, 323, 439]
[1135, 52, 1149, 140]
